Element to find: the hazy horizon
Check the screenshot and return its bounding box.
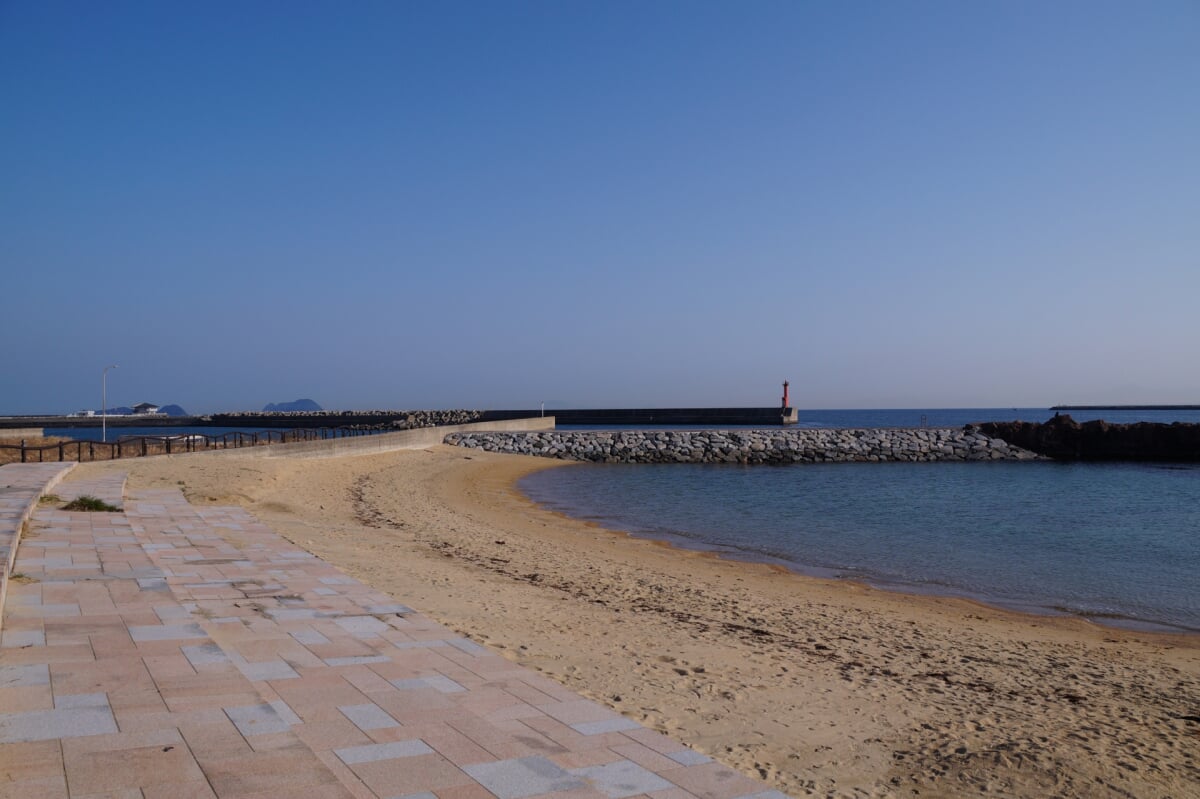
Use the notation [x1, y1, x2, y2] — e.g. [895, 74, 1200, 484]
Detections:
[3, 2, 1197, 415]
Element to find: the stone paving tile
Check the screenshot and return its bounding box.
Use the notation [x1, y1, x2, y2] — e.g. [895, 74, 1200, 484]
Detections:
[335, 739, 434, 764]
[391, 675, 467, 693]
[0, 473, 789, 799]
[0, 692, 119, 743]
[574, 717, 646, 736]
[571, 759, 677, 798]
[339, 703, 402, 731]
[463, 755, 590, 799]
[0, 627, 45, 648]
[667, 750, 713, 766]
[225, 703, 294, 736]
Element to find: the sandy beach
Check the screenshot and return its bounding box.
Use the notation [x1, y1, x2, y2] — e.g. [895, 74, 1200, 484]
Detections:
[72, 445, 1200, 798]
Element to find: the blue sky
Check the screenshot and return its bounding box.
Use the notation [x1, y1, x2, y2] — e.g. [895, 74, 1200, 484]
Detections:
[3, 1, 1197, 414]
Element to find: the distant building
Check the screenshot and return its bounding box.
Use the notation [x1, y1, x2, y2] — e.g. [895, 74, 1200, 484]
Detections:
[132, 402, 160, 415]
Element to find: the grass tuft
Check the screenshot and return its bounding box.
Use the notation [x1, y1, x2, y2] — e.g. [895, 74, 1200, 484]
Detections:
[62, 495, 120, 512]
[39, 494, 62, 504]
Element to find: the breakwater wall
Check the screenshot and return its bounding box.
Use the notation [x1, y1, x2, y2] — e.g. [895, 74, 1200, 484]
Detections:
[445, 427, 1041, 464]
[980, 414, 1200, 461]
[479, 408, 795, 426]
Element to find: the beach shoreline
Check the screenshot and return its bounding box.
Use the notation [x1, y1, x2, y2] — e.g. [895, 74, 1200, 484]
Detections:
[72, 446, 1200, 798]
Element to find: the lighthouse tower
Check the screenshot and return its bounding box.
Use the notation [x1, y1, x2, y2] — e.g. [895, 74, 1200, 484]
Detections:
[781, 381, 798, 425]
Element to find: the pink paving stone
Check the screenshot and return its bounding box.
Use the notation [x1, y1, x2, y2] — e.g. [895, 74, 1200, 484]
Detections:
[538, 699, 628, 726]
[616, 728, 691, 756]
[550, 749, 629, 770]
[293, 717, 374, 752]
[0, 684, 54, 712]
[196, 746, 355, 798]
[337, 664, 396, 695]
[437, 781, 510, 799]
[140, 779, 219, 798]
[348, 751, 477, 797]
[0, 643, 95, 665]
[416, 725, 499, 767]
[313, 749, 381, 799]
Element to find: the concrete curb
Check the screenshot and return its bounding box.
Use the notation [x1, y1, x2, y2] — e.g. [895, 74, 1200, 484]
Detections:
[0, 461, 76, 635]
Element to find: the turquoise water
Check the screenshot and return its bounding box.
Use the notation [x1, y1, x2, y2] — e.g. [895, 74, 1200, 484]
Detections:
[520, 461, 1200, 633]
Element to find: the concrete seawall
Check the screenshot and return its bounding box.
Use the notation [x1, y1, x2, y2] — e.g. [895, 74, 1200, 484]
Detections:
[171, 417, 556, 460]
[0, 428, 49, 439]
[445, 427, 1042, 464]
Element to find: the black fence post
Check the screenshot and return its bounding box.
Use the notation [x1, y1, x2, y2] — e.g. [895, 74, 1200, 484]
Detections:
[20, 440, 26, 463]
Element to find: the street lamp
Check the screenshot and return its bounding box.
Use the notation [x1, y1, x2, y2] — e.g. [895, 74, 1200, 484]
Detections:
[102, 364, 118, 443]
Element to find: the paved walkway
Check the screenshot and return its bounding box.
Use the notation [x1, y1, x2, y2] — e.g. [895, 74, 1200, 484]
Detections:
[0, 465, 787, 799]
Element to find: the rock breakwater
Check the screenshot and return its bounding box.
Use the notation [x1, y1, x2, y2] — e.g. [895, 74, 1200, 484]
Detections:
[980, 414, 1200, 461]
[445, 428, 1041, 464]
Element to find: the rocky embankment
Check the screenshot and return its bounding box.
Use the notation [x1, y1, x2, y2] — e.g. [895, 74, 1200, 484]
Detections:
[445, 427, 1041, 464]
[980, 414, 1200, 461]
[386, 410, 482, 429]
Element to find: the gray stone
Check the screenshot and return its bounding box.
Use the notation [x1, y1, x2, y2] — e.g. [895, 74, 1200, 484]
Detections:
[335, 739, 433, 764]
[570, 759, 675, 798]
[464, 756, 587, 799]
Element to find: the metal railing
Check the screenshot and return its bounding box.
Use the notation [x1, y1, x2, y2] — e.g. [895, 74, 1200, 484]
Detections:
[0, 426, 386, 464]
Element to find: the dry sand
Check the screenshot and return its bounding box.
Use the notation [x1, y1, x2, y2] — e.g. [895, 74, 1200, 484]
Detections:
[72, 445, 1200, 798]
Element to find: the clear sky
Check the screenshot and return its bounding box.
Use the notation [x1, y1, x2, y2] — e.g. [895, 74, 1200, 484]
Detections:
[3, 1, 1197, 414]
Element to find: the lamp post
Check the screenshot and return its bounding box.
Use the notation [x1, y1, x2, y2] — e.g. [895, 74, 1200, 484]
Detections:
[102, 364, 118, 443]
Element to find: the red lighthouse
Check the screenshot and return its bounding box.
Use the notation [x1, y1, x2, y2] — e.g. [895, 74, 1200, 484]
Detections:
[781, 381, 798, 424]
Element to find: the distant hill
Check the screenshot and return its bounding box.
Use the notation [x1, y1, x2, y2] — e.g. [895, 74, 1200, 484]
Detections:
[159, 404, 188, 417]
[263, 398, 323, 413]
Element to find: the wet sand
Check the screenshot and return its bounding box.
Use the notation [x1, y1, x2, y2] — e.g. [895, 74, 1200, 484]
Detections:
[73, 446, 1200, 798]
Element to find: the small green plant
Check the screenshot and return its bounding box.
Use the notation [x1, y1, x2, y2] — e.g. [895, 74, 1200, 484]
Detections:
[39, 494, 61, 504]
[8, 573, 35, 584]
[62, 495, 120, 512]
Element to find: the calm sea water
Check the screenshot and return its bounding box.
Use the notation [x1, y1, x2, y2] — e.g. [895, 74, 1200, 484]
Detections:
[520, 460, 1200, 633]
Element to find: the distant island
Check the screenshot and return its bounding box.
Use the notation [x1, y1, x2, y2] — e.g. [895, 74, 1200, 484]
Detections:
[262, 398, 323, 413]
